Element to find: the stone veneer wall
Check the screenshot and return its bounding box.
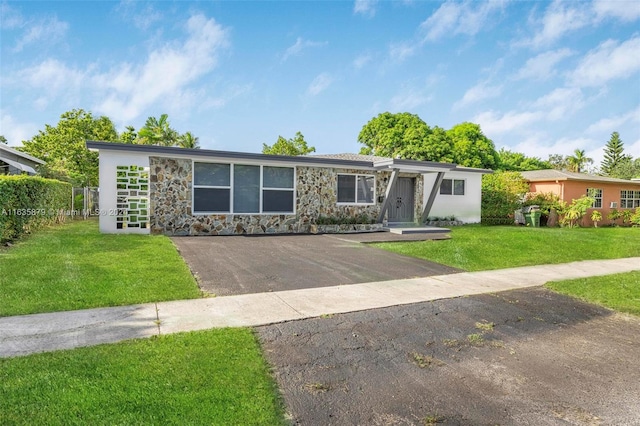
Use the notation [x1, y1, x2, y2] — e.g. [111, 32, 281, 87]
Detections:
[149, 156, 424, 236]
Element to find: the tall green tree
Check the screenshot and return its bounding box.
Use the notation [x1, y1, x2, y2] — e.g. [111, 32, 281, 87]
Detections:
[119, 126, 137, 144]
[357, 112, 453, 161]
[446, 122, 499, 169]
[609, 156, 640, 180]
[136, 114, 179, 146]
[601, 132, 626, 176]
[566, 149, 593, 173]
[21, 109, 118, 186]
[178, 131, 200, 149]
[262, 132, 315, 156]
[548, 154, 568, 170]
[497, 149, 551, 171]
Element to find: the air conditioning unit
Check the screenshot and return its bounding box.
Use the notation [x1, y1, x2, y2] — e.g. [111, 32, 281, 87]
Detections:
[610, 202, 618, 208]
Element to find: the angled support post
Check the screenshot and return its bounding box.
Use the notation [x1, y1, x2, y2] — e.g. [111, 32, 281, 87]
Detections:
[421, 172, 445, 223]
[377, 168, 400, 223]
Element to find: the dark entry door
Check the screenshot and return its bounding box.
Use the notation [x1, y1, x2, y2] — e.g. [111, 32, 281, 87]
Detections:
[388, 177, 414, 223]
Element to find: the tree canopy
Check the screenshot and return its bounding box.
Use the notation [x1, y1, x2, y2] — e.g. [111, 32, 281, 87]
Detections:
[496, 149, 551, 172]
[262, 132, 315, 156]
[357, 112, 502, 169]
[20, 109, 118, 186]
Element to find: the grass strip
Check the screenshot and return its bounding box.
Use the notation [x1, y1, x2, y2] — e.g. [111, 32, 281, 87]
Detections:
[0, 328, 286, 426]
[0, 220, 201, 317]
[546, 271, 640, 316]
[373, 225, 640, 271]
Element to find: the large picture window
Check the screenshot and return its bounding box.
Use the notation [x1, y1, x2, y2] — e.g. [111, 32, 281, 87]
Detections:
[620, 190, 640, 208]
[193, 163, 295, 214]
[337, 174, 375, 204]
[440, 179, 465, 195]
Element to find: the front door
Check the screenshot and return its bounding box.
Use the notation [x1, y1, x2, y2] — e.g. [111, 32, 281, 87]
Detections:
[388, 177, 414, 223]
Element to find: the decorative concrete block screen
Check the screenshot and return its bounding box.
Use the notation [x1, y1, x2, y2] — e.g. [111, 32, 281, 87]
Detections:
[116, 165, 150, 229]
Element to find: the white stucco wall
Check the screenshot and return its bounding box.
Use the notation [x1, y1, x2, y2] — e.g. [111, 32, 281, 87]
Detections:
[423, 170, 484, 223]
[97, 150, 150, 234]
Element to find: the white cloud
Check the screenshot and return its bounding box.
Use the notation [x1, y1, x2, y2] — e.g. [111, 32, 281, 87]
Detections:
[570, 36, 640, 87]
[93, 13, 229, 122]
[453, 81, 503, 109]
[474, 110, 544, 136]
[513, 48, 574, 80]
[420, 0, 505, 42]
[116, 0, 163, 30]
[520, 0, 591, 48]
[282, 37, 327, 62]
[354, 0, 378, 18]
[593, 0, 640, 22]
[586, 106, 640, 134]
[0, 111, 39, 145]
[17, 59, 86, 109]
[388, 41, 417, 62]
[307, 73, 333, 96]
[0, 3, 24, 30]
[390, 90, 432, 110]
[353, 53, 373, 70]
[531, 87, 584, 120]
[11, 16, 69, 52]
[512, 135, 594, 160]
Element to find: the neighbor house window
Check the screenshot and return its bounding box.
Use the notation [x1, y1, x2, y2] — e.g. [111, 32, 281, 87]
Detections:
[440, 179, 465, 195]
[620, 190, 640, 208]
[587, 188, 602, 208]
[193, 162, 294, 214]
[337, 174, 375, 204]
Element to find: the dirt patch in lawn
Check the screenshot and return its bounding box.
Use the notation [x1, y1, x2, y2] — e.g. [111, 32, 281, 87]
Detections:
[257, 287, 640, 425]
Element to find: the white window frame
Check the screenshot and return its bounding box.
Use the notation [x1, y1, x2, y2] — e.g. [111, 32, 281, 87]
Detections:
[336, 173, 376, 205]
[587, 188, 603, 209]
[192, 161, 296, 215]
[440, 178, 466, 196]
[620, 189, 640, 209]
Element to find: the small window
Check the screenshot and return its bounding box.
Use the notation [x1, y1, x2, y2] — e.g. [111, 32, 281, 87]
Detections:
[588, 188, 602, 208]
[337, 174, 375, 204]
[440, 179, 465, 196]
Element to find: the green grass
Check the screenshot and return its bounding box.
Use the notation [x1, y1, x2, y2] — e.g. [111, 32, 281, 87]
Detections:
[0, 328, 286, 426]
[0, 220, 201, 317]
[546, 271, 640, 316]
[373, 225, 640, 271]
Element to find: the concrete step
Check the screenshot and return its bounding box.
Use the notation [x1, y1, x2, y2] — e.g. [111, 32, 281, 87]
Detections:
[384, 226, 451, 235]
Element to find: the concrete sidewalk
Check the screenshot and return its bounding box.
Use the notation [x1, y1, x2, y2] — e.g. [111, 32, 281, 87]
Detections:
[1, 258, 639, 358]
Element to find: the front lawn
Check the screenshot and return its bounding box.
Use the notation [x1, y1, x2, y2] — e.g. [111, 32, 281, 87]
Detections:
[373, 226, 640, 271]
[0, 220, 201, 317]
[0, 328, 285, 426]
[546, 271, 640, 316]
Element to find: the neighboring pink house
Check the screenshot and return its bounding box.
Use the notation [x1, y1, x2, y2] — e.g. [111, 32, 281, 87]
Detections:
[521, 170, 640, 226]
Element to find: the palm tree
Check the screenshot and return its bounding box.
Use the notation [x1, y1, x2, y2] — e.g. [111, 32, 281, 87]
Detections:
[177, 131, 200, 149]
[136, 114, 178, 146]
[566, 149, 593, 173]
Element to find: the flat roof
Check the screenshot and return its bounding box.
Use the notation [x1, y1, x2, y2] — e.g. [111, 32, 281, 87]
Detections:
[86, 140, 493, 174]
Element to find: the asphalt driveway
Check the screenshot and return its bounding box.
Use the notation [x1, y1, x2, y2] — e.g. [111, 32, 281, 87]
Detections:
[171, 234, 460, 296]
[258, 287, 640, 425]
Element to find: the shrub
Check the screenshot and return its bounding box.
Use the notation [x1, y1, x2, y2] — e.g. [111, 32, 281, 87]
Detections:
[481, 171, 529, 225]
[591, 210, 602, 228]
[608, 209, 622, 226]
[556, 194, 595, 228]
[631, 209, 640, 227]
[0, 175, 71, 242]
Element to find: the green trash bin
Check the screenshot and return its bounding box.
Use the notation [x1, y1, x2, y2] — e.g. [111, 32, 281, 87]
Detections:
[524, 211, 541, 227]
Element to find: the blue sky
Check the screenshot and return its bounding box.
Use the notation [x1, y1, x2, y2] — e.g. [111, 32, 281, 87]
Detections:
[1, 0, 639, 169]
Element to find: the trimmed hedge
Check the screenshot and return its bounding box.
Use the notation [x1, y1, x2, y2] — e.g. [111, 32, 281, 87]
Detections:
[0, 176, 72, 242]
